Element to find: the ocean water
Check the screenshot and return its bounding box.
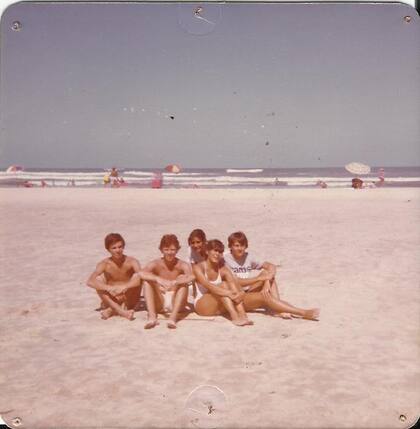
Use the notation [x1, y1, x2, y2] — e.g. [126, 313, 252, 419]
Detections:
[1, 167, 419, 188]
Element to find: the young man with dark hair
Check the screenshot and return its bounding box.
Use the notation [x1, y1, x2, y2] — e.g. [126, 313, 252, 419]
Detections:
[224, 232, 319, 321]
[87, 233, 171, 321]
[225, 231, 290, 318]
[141, 234, 195, 329]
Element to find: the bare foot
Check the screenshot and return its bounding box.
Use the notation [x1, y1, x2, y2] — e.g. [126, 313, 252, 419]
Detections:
[144, 319, 159, 329]
[243, 319, 254, 326]
[100, 308, 113, 320]
[303, 308, 320, 321]
[232, 319, 246, 326]
[277, 312, 292, 319]
[122, 309, 135, 321]
[167, 321, 177, 329]
[95, 301, 107, 311]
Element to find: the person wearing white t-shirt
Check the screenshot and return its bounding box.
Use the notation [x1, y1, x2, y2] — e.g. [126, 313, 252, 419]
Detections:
[225, 231, 319, 320]
[225, 231, 281, 296]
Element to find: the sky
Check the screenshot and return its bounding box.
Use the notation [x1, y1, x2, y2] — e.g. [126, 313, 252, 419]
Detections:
[0, 1, 419, 169]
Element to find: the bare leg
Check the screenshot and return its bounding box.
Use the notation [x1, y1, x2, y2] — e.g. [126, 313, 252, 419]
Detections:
[270, 279, 281, 300]
[195, 294, 223, 316]
[220, 296, 243, 325]
[268, 280, 292, 319]
[100, 307, 114, 320]
[144, 282, 163, 329]
[243, 292, 320, 320]
[126, 285, 142, 310]
[95, 290, 108, 311]
[194, 291, 245, 326]
[217, 283, 248, 326]
[224, 282, 253, 326]
[236, 303, 254, 325]
[167, 286, 188, 329]
[98, 291, 135, 320]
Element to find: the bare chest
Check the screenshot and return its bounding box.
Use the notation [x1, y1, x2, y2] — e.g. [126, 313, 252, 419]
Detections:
[104, 261, 134, 283]
[154, 263, 183, 280]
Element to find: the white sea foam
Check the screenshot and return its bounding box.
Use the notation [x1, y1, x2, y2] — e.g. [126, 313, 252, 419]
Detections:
[226, 169, 263, 173]
[1, 169, 419, 188]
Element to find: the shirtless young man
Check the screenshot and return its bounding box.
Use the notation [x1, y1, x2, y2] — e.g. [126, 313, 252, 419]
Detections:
[142, 234, 195, 329]
[87, 233, 171, 320]
[224, 231, 320, 321]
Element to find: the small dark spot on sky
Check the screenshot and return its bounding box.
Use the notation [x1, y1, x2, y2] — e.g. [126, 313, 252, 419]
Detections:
[265, 141, 270, 146]
[233, 91, 237, 95]
[318, 157, 321, 161]
[266, 112, 275, 117]
[169, 116, 175, 120]
[295, 125, 298, 129]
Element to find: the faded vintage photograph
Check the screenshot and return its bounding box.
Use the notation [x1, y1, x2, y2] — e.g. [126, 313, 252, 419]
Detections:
[0, 2, 419, 428]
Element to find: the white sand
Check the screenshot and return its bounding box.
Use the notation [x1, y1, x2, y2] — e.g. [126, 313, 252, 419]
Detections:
[0, 188, 419, 428]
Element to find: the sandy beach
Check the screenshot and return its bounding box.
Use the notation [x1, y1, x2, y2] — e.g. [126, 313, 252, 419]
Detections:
[0, 187, 419, 429]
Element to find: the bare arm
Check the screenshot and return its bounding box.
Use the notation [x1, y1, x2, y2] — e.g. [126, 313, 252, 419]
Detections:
[192, 264, 232, 298]
[262, 261, 276, 277]
[221, 267, 245, 303]
[136, 270, 174, 289]
[235, 275, 264, 287]
[234, 261, 277, 288]
[173, 262, 195, 287]
[140, 260, 176, 290]
[86, 261, 110, 292]
[131, 257, 142, 273]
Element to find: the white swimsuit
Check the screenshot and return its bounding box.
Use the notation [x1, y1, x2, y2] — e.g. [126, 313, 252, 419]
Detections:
[194, 267, 222, 305]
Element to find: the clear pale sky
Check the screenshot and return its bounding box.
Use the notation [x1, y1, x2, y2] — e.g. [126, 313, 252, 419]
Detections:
[0, 2, 419, 168]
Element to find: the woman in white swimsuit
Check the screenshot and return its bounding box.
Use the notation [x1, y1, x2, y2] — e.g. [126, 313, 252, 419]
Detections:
[192, 239, 253, 326]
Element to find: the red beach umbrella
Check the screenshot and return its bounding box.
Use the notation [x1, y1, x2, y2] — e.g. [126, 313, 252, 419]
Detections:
[164, 164, 181, 174]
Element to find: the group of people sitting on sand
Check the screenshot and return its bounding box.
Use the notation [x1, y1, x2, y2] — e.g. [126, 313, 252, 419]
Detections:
[87, 230, 320, 329]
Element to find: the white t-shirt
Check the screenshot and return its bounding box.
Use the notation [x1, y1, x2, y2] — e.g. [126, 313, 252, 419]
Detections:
[223, 252, 263, 279]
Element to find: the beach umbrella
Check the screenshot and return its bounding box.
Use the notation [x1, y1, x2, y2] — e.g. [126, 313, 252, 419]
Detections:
[6, 165, 24, 173]
[345, 162, 371, 176]
[165, 164, 181, 174]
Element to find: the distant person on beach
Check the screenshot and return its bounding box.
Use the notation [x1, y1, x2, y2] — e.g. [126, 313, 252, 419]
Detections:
[352, 178, 363, 189]
[151, 172, 163, 189]
[376, 168, 385, 187]
[110, 167, 119, 178]
[224, 231, 320, 321]
[192, 239, 253, 326]
[87, 233, 171, 320]
[316, 180, 327, 188]
[140, 234, 194, 329]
